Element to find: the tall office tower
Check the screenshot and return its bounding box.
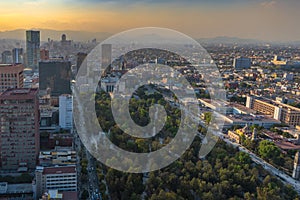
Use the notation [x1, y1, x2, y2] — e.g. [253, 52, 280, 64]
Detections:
[76, 52, 87, 75]
[26, 30, 40, 71]
[0, 64, 24, 93]
[59, 94, 73, 129]
[101, 44, 112, 75]
[12, 48, 23, 64]
[40, 49, 49, 61]
[0, 88, 40, 170]
[39, 60, 72, 96]
[61, 34, 71, 46]
[1, 51, 12, 64]
[233, 57, 251, 70]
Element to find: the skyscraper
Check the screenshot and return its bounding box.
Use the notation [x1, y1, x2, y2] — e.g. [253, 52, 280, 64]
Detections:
[12, 48, 23, 64]
[39, 60, 72, 96]
[1, 51, 12, 64]
[40, 49, 49, 61]
[76, 52, 87, 75]
[0, 88, 40, 170]
[26, 30, 40, 71]
[101, 43, 112, 75]
[0, 63, 24, 93]
[59, 94, 73, 129]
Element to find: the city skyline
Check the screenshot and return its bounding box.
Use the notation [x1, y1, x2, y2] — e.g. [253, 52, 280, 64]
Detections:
[1, 0, 300, 42]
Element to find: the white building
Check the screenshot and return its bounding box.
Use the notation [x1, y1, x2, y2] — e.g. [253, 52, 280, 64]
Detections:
[33, 166, 77, 199]
[59, 94, 73, 129]
[101, 76, 118, 93]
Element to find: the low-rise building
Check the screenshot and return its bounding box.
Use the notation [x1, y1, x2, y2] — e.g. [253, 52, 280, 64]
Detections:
[39, 147, 76, 167]
[33, 165, 77, 199]
[41, 189, 78, 200]
[246, 95, 300, 126]
[0, 182, 33, 199]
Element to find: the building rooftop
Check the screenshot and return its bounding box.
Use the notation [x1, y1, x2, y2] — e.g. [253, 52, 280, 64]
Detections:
[7, 183, 33, 194]
[39, 147, 76, 167]
[230, 103, 259, 115]
[225, 113, 280, 123]
[274, 141, 300, 150]
[0, 182, 32, 194]
[0, 88, 38, 98]
[42, 166, 76, 175]
[254, 95, 300, 112]
[0, 63, 23, 67]
[43, 190, 78, 200]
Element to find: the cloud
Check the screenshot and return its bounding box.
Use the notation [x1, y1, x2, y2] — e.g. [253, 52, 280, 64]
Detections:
[260, 1, 277, 8]
[66, 0, 249, 6]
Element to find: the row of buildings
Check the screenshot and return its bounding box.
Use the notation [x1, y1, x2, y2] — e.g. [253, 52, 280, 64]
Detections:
[0, 87, 73, 170]
[0, 30, 91, 199]
[246, 96, 300, 127]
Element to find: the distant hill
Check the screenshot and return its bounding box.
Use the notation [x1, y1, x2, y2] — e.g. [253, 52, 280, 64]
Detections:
[1, 29, 297, 45]
[197, 36, 263, 44]
[0, 29, 112, 42]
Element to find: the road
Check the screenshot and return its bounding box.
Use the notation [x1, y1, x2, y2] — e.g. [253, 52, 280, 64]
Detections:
[86, 150, 102, 200]
[73, 88, 103, 200]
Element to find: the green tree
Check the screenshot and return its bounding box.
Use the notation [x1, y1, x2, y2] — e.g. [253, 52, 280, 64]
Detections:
[204, 112, 212, 125]
[258, 140, 281, 164]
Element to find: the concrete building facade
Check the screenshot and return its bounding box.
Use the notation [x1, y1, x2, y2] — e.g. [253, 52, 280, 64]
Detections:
[246, 96, 300, 126]
[0, 64, 24, 94]
[26, 30, 40, 71]
[34, 166, 77, 199]
[59, 94, 73, 129]
[39, 60, 71, 97]
[0, 88, 39, 170]
[233, 57, 251, 70]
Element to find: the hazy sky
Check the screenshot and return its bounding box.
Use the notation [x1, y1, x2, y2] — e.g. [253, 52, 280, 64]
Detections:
[0, 0, 300, 41]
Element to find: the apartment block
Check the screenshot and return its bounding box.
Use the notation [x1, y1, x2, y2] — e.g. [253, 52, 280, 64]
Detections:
[0, 64, 24, 93]
[0, 88, 39, 170]
[246, 96, 300, 126]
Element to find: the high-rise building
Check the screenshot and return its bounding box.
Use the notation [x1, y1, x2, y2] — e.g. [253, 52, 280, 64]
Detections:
[102, 43, 112, 75]
[76, 52, 87, 75]
[12, 48, 23, 64]
[26, 30, 40, 71]
[61, 34, 71, 46]
[40, 49, 49, 61]
[1, 51, 12, 64]
[59, 94, 73, 129]
[233, 57, 251, 70]
[102, 44, 112, 66]
[0, 88, 39, 170]
[0, 64, 24, 93]
[39, 60, 72, 96]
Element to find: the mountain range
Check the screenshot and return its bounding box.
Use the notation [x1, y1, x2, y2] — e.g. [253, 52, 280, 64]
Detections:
[0, 29, 111, 42]
[0, 29, 298, 45]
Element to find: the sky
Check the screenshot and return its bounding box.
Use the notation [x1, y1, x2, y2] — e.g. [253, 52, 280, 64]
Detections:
[0, 0, 300, 41]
